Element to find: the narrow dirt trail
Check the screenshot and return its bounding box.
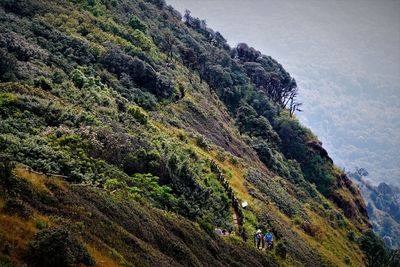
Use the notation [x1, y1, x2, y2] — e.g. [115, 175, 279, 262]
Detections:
[233, 209, 239, 229]
[210, 160, 243, 229]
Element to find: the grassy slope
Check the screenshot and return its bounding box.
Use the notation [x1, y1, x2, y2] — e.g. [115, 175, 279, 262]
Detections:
[0, 166, 277, 267]
[164, 77, 366, 266]
[0, 0, 370, 266]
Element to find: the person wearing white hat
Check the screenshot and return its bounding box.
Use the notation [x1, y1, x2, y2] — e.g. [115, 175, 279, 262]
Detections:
[254, 229, 262, 249]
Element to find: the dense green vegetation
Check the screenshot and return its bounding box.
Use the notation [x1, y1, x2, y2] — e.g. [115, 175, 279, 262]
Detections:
[0, 162, 277, 267]
[359, 230, 400, 267]
[0, 0, 380, 266]
[24, 227, 95, 267]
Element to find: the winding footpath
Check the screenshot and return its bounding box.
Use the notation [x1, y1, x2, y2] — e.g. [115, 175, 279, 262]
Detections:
[210, 160, 244, 228]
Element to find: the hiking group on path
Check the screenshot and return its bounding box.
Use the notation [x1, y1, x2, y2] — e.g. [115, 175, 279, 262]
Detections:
[240, 229, 274, 251]
[211, 161, 273, 252]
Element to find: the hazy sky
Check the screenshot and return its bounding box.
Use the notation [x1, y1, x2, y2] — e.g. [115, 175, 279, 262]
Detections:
[167, 0, 400, 186]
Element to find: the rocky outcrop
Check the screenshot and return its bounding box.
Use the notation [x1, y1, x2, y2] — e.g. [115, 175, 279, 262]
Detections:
[329, 173, 371, 230]
[306, 140, 333, 163]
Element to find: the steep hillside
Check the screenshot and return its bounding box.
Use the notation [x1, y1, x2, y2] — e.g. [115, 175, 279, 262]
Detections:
[349, 168, 400, 249]
[0, 0, 376, 266]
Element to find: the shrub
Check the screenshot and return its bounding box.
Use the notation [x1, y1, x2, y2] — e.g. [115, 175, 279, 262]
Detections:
[0, 93, 18, 108]
[24, 227, 95, 267]
[155, 74, 176, 98]
[3, 198, 32, 219]
[237, 104, 276, 139]
[0, 0, 48, 17]
[229, 156, 239, 166]
[132, 89, 158, 110]
[124, 149, 161, 175]
[144, 0, 166, 9]
[127, 173, 177, 210]
[52, 71, 66, 84]
[102, 47, 160, 93]
[0, 256, 13, 267]
[252, 138, 275, 167]
[347, 231, 356, 242]
[77, 0, 105, 16]
[127, 105, 148, 124]
[0, 159, 15, 191]
[358, 230, 390, 267]
[0, 49, 16, 81]
[195, 135, 211, 151]
[128, 15, 147, 32]
[276, 240, 288, 259]
[35, 219, 48, 230]
[300, 221, 318, 237]
[335, 212, 347, 228]
[33, 76, 53, 91]
[71, 69, 87, 89]
[198, 214, 215, 237]
[216, 151, 226, 162]
[104, 178, 123, 191]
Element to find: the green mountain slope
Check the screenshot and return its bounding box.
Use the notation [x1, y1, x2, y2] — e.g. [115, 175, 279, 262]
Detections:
[349, 168, 400, 249]
[0, 0, 377, 266]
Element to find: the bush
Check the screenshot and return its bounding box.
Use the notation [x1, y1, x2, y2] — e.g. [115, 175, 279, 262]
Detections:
[236, 104, 278, 140]
[128, 15, 147, 32]
[216, 151, 226, 162]
[127, 105, 148, 124]
[195, 135, 211, 151]
[102, 47, 162, 94]
[3, 198, 32, 219]
[0, 0, 48, 17]
[198, 214, 216, 237]
[0, 49, 16, 81]
[347, 231, 356, 242]
[124, 149, 161, 175]
[34, 76, 53, 91]
[252, 138, 275, 167]
[358, 230, 391, 267]
[127, 173, 178, 210]
[144, 0, 166, 8]
[77, 0, 105, 16]
[24, 227, 95, 267]
[230, 157, 239, 166]
[155, 74, 176, 98]
[104, 178, 123, 191]
[300, 221, 318, 237]
[276, 240, 288, 259]
[0, 256, 13, 267]
[35, 219, 48, 230]
[0, 159, 15, 191]
[71, 69, 87, 89]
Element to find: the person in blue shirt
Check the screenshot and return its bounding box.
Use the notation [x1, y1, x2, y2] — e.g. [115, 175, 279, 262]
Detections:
[265, 231, 273, 250]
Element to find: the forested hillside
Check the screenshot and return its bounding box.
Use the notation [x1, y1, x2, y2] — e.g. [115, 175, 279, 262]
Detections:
[0, 0, 395, 266]
[349, 168, 400, 249]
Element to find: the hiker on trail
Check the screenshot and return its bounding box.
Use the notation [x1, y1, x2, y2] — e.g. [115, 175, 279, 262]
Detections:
[254, 230, 262, 249]
[241, 229, 247, 243]
[265, 230, 273, 250]
[261, 230, 265, 249]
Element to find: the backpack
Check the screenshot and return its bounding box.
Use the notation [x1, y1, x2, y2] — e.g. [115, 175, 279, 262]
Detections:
[255, 233, 261, 241]
[266, 233, 273, 242]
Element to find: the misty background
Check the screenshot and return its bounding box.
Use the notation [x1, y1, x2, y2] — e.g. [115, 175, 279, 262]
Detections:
[167, 0, 400, 187]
